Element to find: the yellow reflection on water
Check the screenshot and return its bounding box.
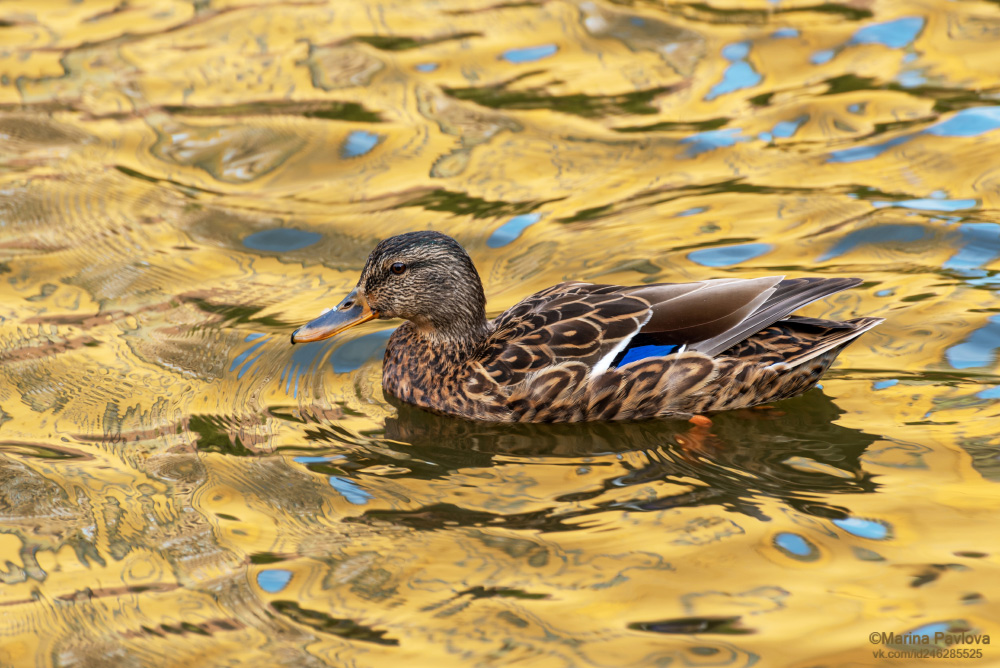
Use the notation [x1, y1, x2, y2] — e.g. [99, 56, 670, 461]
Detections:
[2, 0, 1000, 665]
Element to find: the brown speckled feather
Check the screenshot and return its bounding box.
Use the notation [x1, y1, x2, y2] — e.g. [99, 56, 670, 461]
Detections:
[301, 231, 883, 423]
[384, 277, 882, 422]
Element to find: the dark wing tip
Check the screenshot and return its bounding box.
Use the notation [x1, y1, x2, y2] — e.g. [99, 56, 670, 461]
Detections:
[694, 276, 870, 357]
[833, 277, 863, 289]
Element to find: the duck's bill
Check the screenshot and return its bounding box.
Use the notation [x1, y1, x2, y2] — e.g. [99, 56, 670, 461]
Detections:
[290, 290, 378, 344]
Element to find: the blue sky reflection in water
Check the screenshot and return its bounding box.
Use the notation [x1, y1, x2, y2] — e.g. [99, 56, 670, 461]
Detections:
[341, 130, 382, 158]
[501, 44, 558, 63]
[487, 213, 543, 247]
[3, 0, 1000, 664]
[811, 16, 923, 65]
[705, 41, 761, 101]
[257, 569, 293, 593]
[688, 243, 772, 267]
[243, 228, 322, 252]
[947, 316, 1000, 370]
[829, 107, 1000, 163]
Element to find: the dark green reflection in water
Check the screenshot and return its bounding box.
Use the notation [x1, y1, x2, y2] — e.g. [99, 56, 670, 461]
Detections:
[294, 390, 881, 533]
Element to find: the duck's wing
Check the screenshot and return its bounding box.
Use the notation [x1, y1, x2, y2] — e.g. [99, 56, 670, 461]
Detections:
[473, 282, 652, 388]
[473, 277, 779, 384]
[475, 276, 864, 384]
[625, 276, 864, 357]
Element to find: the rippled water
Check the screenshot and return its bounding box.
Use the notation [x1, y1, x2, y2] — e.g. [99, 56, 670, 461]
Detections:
[2, 0, 1000, 665]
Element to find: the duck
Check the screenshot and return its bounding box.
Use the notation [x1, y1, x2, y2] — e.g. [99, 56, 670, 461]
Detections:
[291, 231, 882, 423]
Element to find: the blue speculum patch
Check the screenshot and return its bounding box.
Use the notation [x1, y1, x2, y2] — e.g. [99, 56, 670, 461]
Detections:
[614, 344, 680, 368]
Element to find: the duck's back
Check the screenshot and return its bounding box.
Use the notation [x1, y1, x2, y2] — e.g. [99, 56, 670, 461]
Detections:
[383, 278, 882, 422]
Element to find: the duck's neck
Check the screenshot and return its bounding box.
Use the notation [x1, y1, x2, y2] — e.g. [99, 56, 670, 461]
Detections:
[410, 279, 490, 355]
[383, 318, 491, 410]
[383, 265, 491, 401]
[410, 315, 491, 358]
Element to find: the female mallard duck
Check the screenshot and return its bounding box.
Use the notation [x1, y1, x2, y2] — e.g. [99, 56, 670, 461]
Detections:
[291, 231, 881, 423]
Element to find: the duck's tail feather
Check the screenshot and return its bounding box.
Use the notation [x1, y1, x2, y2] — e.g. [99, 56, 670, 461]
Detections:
[768, 316, 883, 369]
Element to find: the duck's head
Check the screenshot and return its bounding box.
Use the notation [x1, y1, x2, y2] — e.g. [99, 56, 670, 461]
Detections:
[291, 231, 487, 344]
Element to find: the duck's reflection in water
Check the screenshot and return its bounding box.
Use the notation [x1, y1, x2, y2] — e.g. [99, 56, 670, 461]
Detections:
[346, 390, 880, 529]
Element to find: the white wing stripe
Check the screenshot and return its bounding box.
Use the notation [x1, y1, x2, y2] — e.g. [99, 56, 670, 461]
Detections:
[588, 310, 652, 378]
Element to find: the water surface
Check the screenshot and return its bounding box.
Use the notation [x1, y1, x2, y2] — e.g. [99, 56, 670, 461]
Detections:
[2, 0, 1000, 665]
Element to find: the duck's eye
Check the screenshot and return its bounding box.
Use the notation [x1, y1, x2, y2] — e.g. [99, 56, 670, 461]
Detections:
[390, 262, 407, 275]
